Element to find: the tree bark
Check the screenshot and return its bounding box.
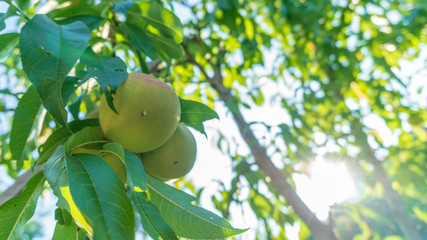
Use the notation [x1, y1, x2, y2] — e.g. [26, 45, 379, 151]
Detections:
[0, 165, 44, 205]
[182, 45, 338, 239]
[209, 78, 338, 240]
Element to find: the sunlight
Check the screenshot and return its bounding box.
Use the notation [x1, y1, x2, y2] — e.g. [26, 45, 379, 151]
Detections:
[293, 158, 359, 220]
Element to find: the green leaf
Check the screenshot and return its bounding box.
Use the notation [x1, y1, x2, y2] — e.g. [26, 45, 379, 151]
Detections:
[0, 172, 46, 240]
[10, 85, 44, 172]
[5, 5, 18, 18]
[37, 119, 99, 166]
[0, 13, 5, 31]
[101, 142, 125, 160]
[56, 16, 104, 30]
[63, 126, 105, 153]
[132, 191, 177, 240]
[52, 221, 88, 240]
[68, 90, 86, 120]
[43, 147, 69, 209]
[0, 33, 19, 60]
[19, 14, 91, 128]
[55, 208, 73, 226]
[100, 145, 174, 240]
[100, 143, 147, 191]
[146, 176, 248, 239]
[119, 22, 155, 59]
[180, 98, 219, 135]
[44, 146, 91, 233]
[298, 220, 310, 240]
[123, 150, 147, 191]
[149, 33, 184, 60]
[47, 3, 104, 29]
[129, 1, 184, 43]
[15, 0, 30, 11]
[66, 153, 135, 240]
[113, 1, 133, 14]
[47, 3, 100, 19]
[80, 47, 128, 114]
[61, 76, 87, 105]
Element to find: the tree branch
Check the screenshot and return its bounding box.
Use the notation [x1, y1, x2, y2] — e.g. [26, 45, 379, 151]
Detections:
[183, 45, 337, 240]
[0, 165, 44, 205]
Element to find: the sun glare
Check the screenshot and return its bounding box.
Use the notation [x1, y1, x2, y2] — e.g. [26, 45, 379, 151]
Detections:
[293, 158, 359, 220]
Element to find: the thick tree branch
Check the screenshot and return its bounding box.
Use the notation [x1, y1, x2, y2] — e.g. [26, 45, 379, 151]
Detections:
[0, 165, 44, 205]
[183, 46, 337, 240]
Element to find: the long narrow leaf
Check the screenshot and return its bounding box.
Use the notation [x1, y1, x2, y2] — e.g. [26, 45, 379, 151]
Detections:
[180, 98, 219, 135]
[131, 191, 177, 240]
[129, 2, 183, 42]
[147, 176, 247, 239]
[10, 85, 44, 172]
[123, 149, 146, 191]
[37, 119, 100, 166]
[0, 33, 19, 60]
[44, 147, 92, 234]
[119, 22, 155, 59]
[63, 127, 105, 153]
[0, 172, 46, 240]
[66, 153, 135, 240]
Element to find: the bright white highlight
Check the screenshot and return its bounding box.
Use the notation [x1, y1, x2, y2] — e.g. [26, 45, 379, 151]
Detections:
[293, 158, 358, 220]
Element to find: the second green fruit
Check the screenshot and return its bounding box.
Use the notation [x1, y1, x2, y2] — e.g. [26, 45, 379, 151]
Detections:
[141, 123, 197, 181]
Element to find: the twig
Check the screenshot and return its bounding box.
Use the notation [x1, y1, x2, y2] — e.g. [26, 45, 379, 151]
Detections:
[147, 60, 162, 74]
[4, 0, 30, 21]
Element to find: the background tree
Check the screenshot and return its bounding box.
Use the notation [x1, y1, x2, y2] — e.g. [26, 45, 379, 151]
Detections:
[0, 0, 426, 239]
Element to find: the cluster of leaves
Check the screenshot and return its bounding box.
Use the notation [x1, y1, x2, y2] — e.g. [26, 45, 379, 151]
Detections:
[0, 0, 245, 239]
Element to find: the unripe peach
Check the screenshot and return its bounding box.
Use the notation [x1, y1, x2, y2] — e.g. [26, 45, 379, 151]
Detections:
[99, 73, 180, 153]
[140, 124, 197, 181]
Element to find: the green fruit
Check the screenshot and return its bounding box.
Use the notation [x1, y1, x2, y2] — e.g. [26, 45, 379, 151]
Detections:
[99, 73, 181, 153]
[141, 123, 197, 181]
[70, 147, 126, 184]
